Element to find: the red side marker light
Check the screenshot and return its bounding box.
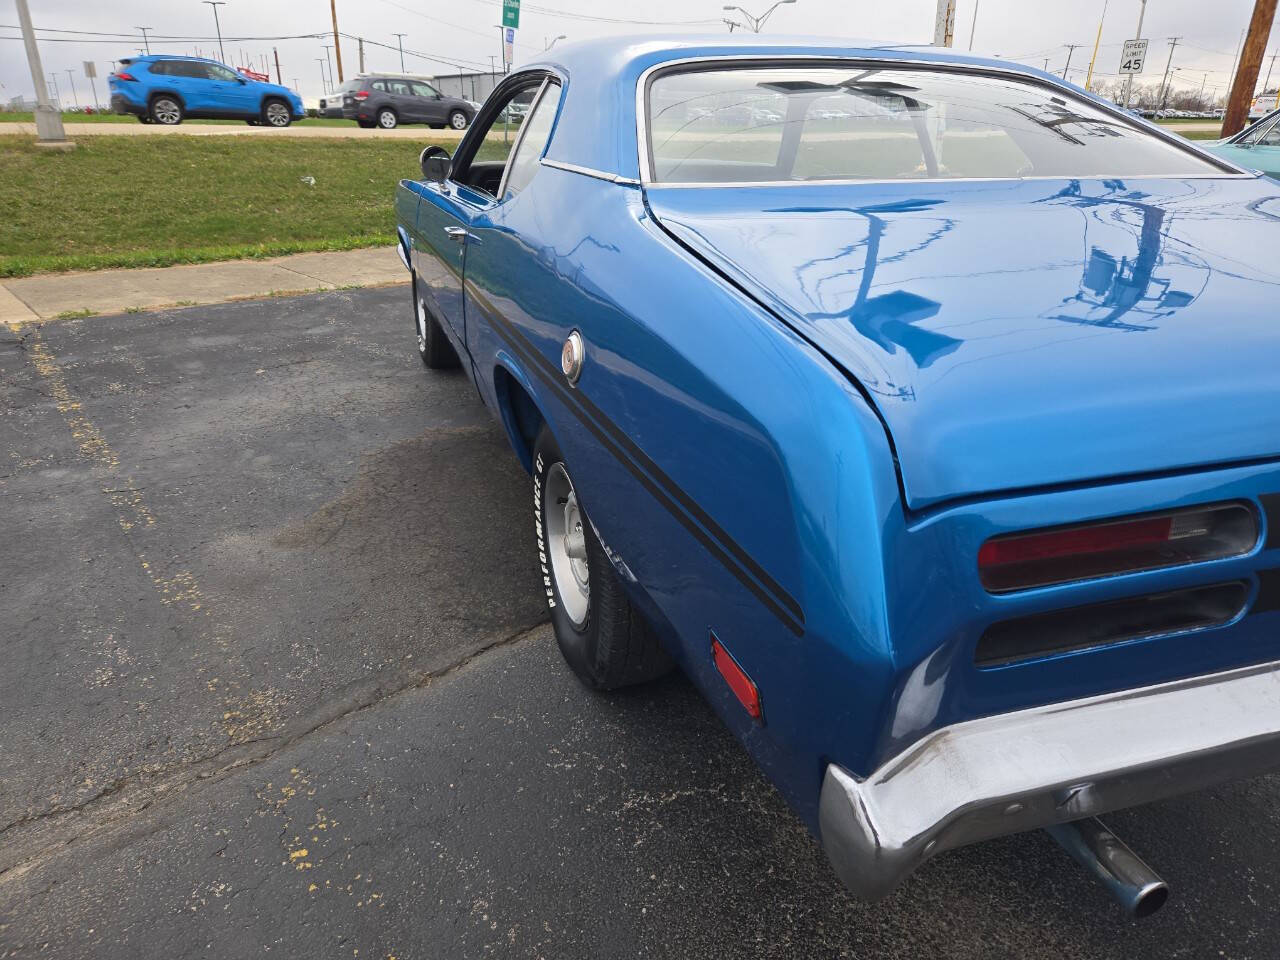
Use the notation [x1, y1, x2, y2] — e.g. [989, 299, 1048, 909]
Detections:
[711, 635, 761, 721]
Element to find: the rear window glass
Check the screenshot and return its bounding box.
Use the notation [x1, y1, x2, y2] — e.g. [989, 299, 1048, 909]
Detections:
[646, 65, 1226, 184]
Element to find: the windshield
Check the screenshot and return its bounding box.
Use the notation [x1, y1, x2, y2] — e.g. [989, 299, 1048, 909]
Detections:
[646, 65, 1228, 184]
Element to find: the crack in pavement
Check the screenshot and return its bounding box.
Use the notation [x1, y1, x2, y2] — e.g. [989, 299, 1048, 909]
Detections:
[0, 618, 548, 886]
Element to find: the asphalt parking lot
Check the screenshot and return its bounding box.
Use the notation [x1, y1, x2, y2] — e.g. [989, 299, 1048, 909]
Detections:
[4, 286, 1280, 959]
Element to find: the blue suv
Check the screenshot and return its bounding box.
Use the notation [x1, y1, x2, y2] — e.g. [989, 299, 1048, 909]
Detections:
[109, 56, 305, 127]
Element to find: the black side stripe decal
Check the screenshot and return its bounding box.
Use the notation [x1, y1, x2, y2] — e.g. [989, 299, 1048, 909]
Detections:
[1262, 494, 1280, 551]
[475, 295, 806, 636]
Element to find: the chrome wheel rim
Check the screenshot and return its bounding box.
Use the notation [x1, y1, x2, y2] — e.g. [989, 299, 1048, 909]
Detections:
[153, 99, 180, 124]
[416, 297, 428, 354]
[544, 462, 589, 627]
[266, 102, 289, 126]
[379, 110, 396, 128]
[450, 112, 467, 129]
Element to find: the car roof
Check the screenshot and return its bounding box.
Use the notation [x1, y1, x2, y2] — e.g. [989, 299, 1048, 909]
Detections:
[524, 34, 1118, 182]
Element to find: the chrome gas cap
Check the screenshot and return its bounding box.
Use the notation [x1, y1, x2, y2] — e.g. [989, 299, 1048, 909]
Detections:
[561, 330, 584, 385]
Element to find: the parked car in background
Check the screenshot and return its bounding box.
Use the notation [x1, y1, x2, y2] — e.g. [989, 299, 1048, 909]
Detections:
[397, 35, 1280, 919]
[341, 75, 473, 129]
[1206, 108, 1280, 177]
[317, 90, 346, 119]
[108, 55, 304, 126]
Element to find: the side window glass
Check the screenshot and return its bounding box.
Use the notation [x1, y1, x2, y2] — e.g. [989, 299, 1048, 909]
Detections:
[388, 80, 412, 97]
[501, 81, 561, 200]
[178, 62, 209, 79]
[371, 80, 387, 93]
[472, 85, 540, 170]
[150, 61, 171, 76]
[207, 64, 238, 82]
[413, 82, 440, 98]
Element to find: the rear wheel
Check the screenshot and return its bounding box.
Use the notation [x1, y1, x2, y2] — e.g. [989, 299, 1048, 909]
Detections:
[533, 427, 673, 690]
[448, 109, 469, 130]
[262, 99, 292, 127]
[149, 96, 183, 125]
[377, 107, 397, 129]
[413, 281, 459, 369]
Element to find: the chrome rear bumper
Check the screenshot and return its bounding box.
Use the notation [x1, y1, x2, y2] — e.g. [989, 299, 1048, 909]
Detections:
[819, 658, 1280, 900]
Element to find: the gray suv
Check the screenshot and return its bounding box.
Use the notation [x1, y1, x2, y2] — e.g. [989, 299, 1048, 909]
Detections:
[340, 75, 473, 130]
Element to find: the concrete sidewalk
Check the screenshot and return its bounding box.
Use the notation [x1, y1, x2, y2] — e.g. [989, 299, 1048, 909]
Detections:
[0, 247, 407, 326]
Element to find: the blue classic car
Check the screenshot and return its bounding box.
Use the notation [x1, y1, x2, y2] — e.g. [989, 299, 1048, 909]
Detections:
[395, 37, 1280, 916]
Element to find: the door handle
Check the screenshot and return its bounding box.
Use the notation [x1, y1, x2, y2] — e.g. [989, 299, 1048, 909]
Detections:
[443, 226, 469, 245]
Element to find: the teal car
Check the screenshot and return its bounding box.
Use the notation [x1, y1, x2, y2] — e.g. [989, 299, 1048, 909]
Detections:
[1206, 109, 1280, 177]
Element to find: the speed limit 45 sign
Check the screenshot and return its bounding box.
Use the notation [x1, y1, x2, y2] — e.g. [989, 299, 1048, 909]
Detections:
[1120, 39, 1149, 74]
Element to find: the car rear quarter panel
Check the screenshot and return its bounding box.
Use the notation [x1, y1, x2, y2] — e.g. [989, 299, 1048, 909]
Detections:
[459, 167, 907, 825]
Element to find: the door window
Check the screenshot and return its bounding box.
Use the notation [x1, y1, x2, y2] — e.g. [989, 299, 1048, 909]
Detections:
[501, 81, 561, 199]
[412, 82, 441, 99]
[386, 80, 413, 97]
[206, 63, 240, 82]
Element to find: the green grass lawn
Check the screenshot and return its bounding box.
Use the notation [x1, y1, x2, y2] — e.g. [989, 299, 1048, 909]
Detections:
[0, 134, 509, 278]
[0, 111, 357, 127]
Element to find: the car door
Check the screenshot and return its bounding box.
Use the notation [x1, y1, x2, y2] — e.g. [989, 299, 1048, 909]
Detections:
[384, 79, 421, 123]
[409, 79, 544, 363]
[204, 62, 257, 114]
[170, 61, 217, 112]
[411, 81, 446, 124]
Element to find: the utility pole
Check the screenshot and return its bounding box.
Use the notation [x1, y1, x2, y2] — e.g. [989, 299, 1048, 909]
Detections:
[1043, 57, 1051, 71]
[322, 44, 334, 90]
[1157, 37, 1181, 112]
[1121, 0, 1148, 109]
[316, 57, 328, 94]
[136, 26, 153, 55]
[1085, 0, 1109, 91]
[16, 0, 68, 148]
[273, 47, 282, 84]
[1062, 43, 1082, 79]
[933, 0, 956, 46]
[63, 68, 78, 108]
[358, 37, 365, 74]
[1264, 48, 1279, 91]
[722, 0, 798, 32]
[329, 0, 344, 83]
[1223, 0, 1278, 136]
[202, 2, 227, 64]
[393, 33, 407, 73]
[967, 0, 979, 51]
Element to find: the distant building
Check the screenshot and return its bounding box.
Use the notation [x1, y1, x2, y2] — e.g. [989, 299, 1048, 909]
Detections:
[430, 70, 502, 105]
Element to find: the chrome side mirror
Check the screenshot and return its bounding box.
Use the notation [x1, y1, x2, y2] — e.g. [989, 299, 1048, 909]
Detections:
[420, 145, 451, 183]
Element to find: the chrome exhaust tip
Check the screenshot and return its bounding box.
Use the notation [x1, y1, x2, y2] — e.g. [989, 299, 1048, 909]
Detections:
[1046, 817, 1169, 919]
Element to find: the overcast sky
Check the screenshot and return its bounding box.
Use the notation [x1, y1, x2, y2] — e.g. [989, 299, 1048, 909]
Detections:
[3, 0, 1278, 106]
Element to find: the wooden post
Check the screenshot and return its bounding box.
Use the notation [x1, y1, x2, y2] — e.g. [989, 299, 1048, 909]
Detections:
[1222, 0, 1278, 136]
[329, 0, 344, 83]
[273, 47, 282, 85]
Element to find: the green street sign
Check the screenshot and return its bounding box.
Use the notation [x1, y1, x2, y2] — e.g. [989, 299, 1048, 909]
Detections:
[502, 0, 520, 29]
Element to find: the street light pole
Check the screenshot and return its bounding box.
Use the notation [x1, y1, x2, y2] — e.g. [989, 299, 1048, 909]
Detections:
[64, 69, 78, 108]
[1121, 0, 1147, 109]
[721, 0, 797, 33]
[202, 2, 227, 64]
[393, 33, 407, 73]
[545, 34, 567, 50]
[136, 26, 152, 55]
[322, 44, 334, 90]
[967, 0, 979, 51]
[316, 58, 327, 95]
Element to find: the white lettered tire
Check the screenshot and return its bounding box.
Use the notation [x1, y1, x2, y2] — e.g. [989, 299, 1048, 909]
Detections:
[533, 426, 673, 690]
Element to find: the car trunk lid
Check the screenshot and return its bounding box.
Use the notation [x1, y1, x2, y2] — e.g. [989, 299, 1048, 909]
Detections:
[646, 177, 1280, 510]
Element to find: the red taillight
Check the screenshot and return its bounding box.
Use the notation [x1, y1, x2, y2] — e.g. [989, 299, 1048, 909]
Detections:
[354, 90, 369, 101]
[978, 503, 1258, 593]
[115, 72, 137, 82]
[711, 635, 761, 720]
